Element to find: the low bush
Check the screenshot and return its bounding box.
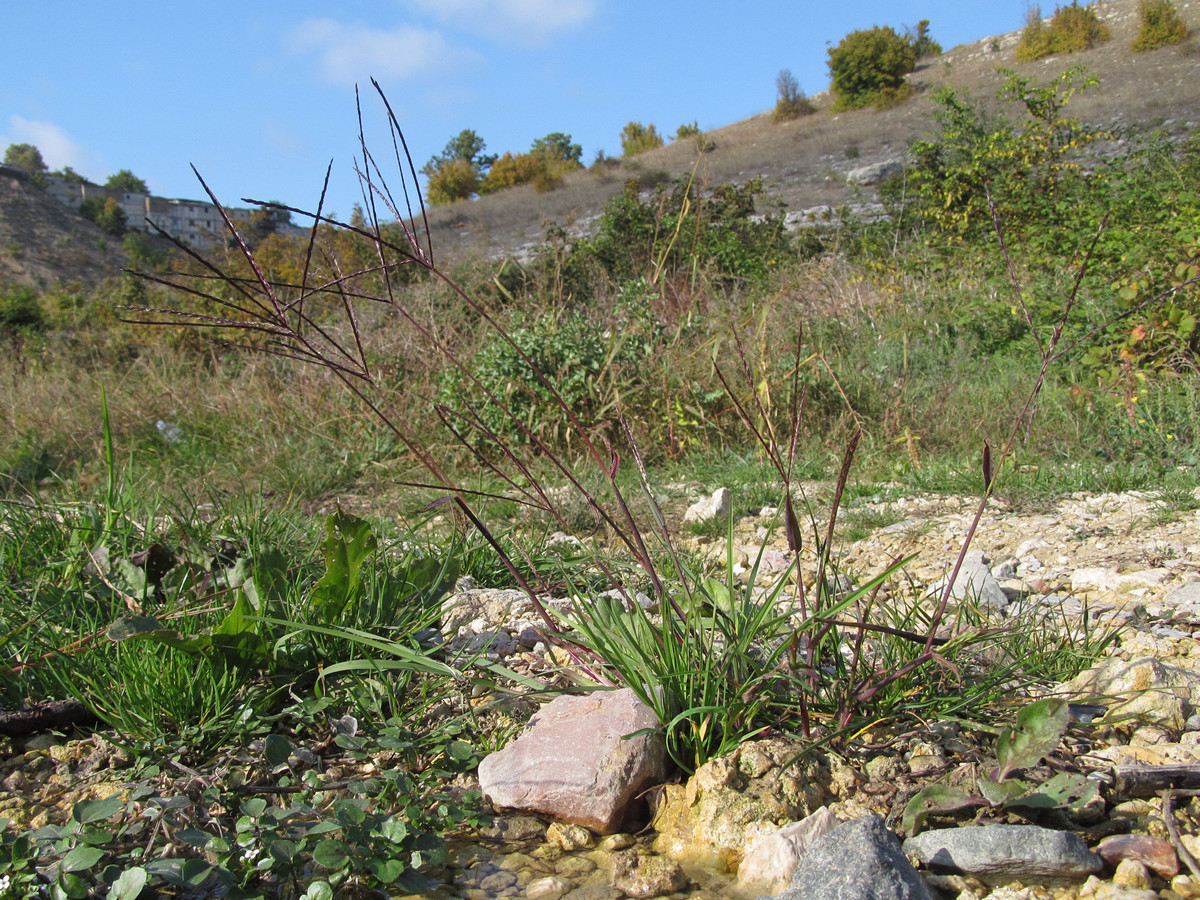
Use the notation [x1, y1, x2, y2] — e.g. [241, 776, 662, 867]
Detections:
[773, 69, 817, 123]
[1132, 0, 1189, 51]
[828, 25, 917, 110]
[1015, 2, 1112, 63]
[620, 121, 664, 156]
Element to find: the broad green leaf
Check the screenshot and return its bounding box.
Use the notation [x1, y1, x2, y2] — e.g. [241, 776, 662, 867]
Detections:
[172, 828, 213, 848]
[72, 796, 123, 825]
[61, 845, 105, 873]
[312, 839, 351, 870]
[901, 784, 981, 836]
[378, 817, 408, 844]
[263, 734, 292, 767]
[303, 881, 334, 900]
[106, 616, 212, 655]
[995, 697, 1069, 781]
[309, 511, 377, 623]
[105, 866, 147, 900]
[333, 800, 367, 827]
[268, 838, 298, 865]
[1004, 772, 1098, 812]
[241, 798, 267, 818]
[978, 777, 1032, 807]
[369, 858, 408, 883]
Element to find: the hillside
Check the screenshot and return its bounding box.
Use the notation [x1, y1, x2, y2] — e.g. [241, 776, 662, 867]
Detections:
[417, 0, 1200, 264]
[3, 0, 1200, 288]
[0, 167, 130, 290]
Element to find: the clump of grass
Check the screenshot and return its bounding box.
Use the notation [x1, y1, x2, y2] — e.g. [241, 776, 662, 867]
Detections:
[111, 83, 1154, 776]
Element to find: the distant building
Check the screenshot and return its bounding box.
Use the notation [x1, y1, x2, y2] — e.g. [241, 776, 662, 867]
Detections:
[42, 174, 297, 248]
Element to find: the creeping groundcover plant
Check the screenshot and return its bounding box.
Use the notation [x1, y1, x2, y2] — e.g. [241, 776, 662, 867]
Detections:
[119, 81, 1168, 779]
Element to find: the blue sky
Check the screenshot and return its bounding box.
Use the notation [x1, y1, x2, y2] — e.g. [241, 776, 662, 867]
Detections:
[3, 2, 1026, 220]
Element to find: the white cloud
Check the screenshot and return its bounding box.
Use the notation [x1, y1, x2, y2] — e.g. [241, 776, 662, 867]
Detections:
[1, 116, 103, 174]
[404, 0, 597, 43]
[285, 19, 477, 85]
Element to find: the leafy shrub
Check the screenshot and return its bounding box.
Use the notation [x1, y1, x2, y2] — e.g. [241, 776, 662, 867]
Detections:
[773, 69, 817, 123]
[827, 26, 917, 110]
[0, 285, 45, 331]
[907, 19, 943, 59]
[425, 158, 479, 205]
[620, 121, 664, 156]
[1132, 0, 1189, 51]
[1015, 3, 1112, 63]
[674, 121, 701, 139]
[479, 137, 583, 195]
[900, 67, 1108, 240]
[439, 288, 666, 451]
[552, 177, 794, 297]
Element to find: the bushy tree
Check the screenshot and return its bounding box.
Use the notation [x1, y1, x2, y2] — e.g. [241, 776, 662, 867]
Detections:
[773, 69, 817, 123]
[94, 197, 127, 236]
[54, 166, 88, 183]
[425, 158, 480, 205]
[421, 129, 494, 204]
[1015, 3, 1112, 63]
[907, 20, 943, 59]
[105, 169, 148, 193]
[1132, 0, 1189, 51]
[3, 143, 46, 176]
[245, 203, 293, 246]
[620, 122, 663, 157]
[827, 26, 917, 110]
[530, 132, 582, 165]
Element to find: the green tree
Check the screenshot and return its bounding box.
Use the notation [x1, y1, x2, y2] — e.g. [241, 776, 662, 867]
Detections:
[827, 26, 917, 110]
[619, 122, 663, 157]
[105, 169, 149, 193]
[1132, 0, 1188, 51]
[94, 197, 127, 236]
[530, 132, 582, 165]
[421, 129, 494, 204]
[773, 69, 817, 123]
[426, 158, 480, 205]
[907, 20, 943, 58]
[245, 203, 293, 246]
[3, 143, 46, 176]
[1015, 3, 1111, 62]
[54, 166, 89, 183]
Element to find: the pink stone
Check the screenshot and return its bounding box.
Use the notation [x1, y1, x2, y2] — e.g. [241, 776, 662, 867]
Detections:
[1097, 833, 1179, 879]
[478, 688, 666, 834]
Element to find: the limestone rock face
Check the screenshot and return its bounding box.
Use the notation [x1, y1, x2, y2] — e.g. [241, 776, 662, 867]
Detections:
[1063, 656, 1200, 730]
[651, 739, 838, 872]
[477, 688, 665, 834]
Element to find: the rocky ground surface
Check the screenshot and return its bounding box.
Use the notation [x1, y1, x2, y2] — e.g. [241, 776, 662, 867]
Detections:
[5, 483, 1200, 899]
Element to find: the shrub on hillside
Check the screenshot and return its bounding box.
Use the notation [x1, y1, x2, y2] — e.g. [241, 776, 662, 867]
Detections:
[1132, 0, 1189, 51]
[620, 122, 664, 156]
[827, 26, 917, 111]
[1015, 3, 1112, 63]
[0, 285, 45, 331]
[425, 158, 480, 205]
[772, 69, 817, 123]
[907, 19, 943, 59]
[674, 121, 701, 139]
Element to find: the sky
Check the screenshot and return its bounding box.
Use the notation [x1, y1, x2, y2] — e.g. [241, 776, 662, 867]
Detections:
[2, 2, 1028, 221]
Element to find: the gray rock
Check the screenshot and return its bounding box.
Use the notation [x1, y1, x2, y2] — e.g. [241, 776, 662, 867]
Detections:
[478, 688, 666, 834]
[766, 815, 933, 900]
[1165, 581, 1200, 611]
[737, 806, 840, 895]
[683, 487, 732, 525]
[609, 850, 688, 898]
[903, 824, 1102, 881]
[926, 550, 1008, 611]
[846, 160, 904, 186]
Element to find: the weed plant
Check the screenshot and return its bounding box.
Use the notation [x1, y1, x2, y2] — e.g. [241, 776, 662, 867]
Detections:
[112, 81, 1186, 777]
